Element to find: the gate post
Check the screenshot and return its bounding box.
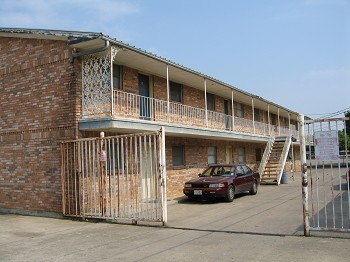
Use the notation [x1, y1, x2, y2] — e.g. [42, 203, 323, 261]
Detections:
[299, 114, 310, 236]
[160, 127, 168, 226]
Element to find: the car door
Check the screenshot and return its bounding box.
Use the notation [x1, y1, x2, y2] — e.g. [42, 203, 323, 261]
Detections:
[234, 165, 246, 193]
[242, 165, 254, 191]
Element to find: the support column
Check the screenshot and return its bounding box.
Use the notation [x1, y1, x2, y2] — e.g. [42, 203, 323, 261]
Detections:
[268, 104, 271, 135]
[278, 108, 280, 136]
[166, 65, 170, 117]
[231, 90, 235, 131]
[111, 45, 120, 116]
[252, 97, 255, 134]
[204, 79, 208, 128]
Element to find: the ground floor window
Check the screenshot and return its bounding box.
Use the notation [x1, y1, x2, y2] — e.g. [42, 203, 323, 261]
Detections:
[238, 147, 245, 163]
[172, 145, 185, 166]
[208, 146, 217, 164]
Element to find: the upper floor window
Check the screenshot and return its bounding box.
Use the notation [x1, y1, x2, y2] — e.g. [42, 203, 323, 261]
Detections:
[237, 103, 244, 118]
[170, 81, 182, 103]
[206, 93, 215, 111]
[113, 64, 122, 89]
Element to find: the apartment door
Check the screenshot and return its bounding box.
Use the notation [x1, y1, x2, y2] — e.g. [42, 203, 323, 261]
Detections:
[224, 100, 231, 130]
[139, 74, 151, 120]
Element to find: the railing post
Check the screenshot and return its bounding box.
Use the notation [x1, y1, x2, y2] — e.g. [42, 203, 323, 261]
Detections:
[299, 114, 310, 236]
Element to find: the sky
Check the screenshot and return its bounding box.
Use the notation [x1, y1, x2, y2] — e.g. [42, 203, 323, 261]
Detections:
[1, 0, 349, 118]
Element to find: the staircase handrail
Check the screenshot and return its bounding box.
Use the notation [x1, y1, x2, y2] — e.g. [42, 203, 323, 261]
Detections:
[276, 135, 292, 184]
[258, 137, 275, 179]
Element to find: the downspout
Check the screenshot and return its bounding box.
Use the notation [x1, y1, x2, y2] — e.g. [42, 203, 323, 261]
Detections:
[69, 40, 110, 63]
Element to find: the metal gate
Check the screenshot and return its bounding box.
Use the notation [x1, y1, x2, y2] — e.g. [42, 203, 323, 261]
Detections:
[60, 130, 167, 225]
[300, 116, 349, 235]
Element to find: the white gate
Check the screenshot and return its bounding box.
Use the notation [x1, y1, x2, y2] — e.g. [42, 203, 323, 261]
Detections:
[60, 130, 167, 225]
[300, 116, 349, 235]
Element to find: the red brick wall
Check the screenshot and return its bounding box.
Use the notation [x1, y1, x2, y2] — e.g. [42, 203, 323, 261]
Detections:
[0, 37, 80, 213]
[165, 136, 267, 198]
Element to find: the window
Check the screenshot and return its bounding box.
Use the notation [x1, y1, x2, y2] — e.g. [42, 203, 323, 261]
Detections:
[255, 148, 262, 162]
[170, 81, 182, 102]
[172, 146, 184, 166]
[113, 64, 122, 89]
[208, 146, 217, 164]
[206, 93, 215, 111]
[270, 114, 276, 125]
[237, 103, 244, 118]
[238, 147, 245, 163]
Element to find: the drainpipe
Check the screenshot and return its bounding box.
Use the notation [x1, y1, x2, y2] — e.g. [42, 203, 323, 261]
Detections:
[166, 65, 170, 118]
[69, 40, 110, 63]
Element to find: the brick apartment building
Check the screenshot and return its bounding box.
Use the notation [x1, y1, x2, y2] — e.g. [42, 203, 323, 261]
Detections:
[0, 28, 301, 218]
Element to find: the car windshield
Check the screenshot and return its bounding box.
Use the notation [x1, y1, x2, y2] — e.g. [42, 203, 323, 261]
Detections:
[200, 166, 235, 177]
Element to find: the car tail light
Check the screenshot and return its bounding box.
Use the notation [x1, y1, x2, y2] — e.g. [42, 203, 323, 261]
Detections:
[185, 184, 192, 188]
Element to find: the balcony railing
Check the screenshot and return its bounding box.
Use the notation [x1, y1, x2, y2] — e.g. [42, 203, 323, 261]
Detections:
[109, 90, 298, 138]
[82, 90, 298, 138]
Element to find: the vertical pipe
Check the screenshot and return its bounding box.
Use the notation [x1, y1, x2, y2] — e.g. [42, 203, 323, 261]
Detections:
[204, 79, 208, 128]
[299, 114, 310, 236]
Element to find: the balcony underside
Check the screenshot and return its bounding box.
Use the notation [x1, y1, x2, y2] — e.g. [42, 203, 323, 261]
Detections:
[79, 117, 271, 143]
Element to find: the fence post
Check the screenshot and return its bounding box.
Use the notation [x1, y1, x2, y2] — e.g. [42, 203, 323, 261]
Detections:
[160, 127, 168, 226]
[299, 114, 310, 236]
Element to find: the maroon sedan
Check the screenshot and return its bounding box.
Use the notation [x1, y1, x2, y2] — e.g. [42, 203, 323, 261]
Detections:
[183, 164, 260, 202]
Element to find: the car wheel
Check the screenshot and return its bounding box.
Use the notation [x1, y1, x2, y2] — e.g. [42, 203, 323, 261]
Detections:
[249, 181, 258, 195]
[225, 185, 235, 202]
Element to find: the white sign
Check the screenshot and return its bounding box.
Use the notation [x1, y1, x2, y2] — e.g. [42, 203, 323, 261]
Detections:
[314, 131, 339, 161]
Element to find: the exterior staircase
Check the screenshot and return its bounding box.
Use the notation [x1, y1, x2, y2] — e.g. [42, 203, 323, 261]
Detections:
[259, 135, 292, 185]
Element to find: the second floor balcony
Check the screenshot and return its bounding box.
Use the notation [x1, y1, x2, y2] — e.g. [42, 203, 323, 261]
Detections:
[81, 90, 298, 139]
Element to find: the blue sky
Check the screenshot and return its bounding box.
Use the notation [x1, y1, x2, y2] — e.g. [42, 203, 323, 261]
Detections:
[1, 0, 349, 118]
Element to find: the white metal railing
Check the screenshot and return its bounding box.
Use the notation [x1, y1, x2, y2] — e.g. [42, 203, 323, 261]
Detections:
[258, 137, 275, 176]
[276, 135, 292, 184]
[111, 90, 297, 138]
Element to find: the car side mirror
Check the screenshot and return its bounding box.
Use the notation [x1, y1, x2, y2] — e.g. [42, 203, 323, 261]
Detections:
[198, 173, 202, 177]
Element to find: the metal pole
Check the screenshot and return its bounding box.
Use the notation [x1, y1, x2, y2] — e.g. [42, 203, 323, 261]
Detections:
[160, 128, 167, 225]
[299, 114, 310, 236]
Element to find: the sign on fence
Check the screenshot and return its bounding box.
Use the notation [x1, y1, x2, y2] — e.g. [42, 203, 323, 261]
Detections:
[314, 130, 339, 161]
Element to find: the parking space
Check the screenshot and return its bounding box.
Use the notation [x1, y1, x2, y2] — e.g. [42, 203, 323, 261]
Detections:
[167, 173, 304, 236]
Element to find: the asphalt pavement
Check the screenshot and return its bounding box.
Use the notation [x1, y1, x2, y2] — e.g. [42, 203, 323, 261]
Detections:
[1, 173, 349, 262]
